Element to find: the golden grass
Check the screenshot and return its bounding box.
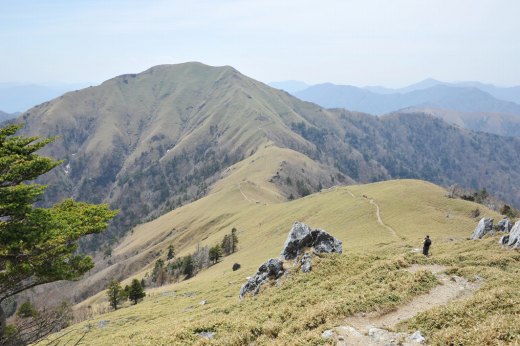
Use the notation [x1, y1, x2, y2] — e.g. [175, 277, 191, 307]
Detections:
[41, 237, 520, 346]
[400, 237, 520, 345]
[36, 174, 517, 345]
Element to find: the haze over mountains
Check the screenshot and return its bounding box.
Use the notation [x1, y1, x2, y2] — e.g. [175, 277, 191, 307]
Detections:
[5, 63, 520, 343]
[0, 110, 19, 122]
[270, 79, 520, 137]
[16, 62, 520, 247]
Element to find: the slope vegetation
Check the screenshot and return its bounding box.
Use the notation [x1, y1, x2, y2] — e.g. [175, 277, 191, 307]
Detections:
[17, 62, 520, 241]
[10, 62, 520, 310]
[39, 178, 520, 345]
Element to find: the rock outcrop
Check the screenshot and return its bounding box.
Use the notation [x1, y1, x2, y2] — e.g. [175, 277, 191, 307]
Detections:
[239, 259, 284, 298]
[497, 218, 513, 232]
[470, 217, 494, 240]
[300, 253, 312, 273]
[507, 221, 520, 249]
[239, 222, 342, 298]
[281, 221, 342, 260]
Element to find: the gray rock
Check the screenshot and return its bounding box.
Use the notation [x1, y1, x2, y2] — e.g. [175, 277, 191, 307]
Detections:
[499, 235, 510, 245]
[281, 222, 342, 260]
[368, 327, 391, 342]
[497, 218, 513, 232]
[98, 320, 108, 328]
[281, 222, 314, 260]
[311, 229, 343, 255]
[241, 222, 342, 298]
[336, 325, 363, 338]
[470, 218, 494, 240]
[301, 253, 312, 272]
[239, 258, 284, 298]
[199, 300, 207, 305]
[321, 329, 334, 339]
[409, 330, 426, 343]
[198, 331, 215, 339]
[507, 221, 520, 248]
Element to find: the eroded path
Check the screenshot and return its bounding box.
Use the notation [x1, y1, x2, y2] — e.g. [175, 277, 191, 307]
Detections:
[345, 189, 399, 239]
[330, 265, 482, 345]
[368, 198, 398, 238]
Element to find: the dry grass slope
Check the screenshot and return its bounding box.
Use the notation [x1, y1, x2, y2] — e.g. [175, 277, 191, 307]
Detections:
[38, 177, 519, 346]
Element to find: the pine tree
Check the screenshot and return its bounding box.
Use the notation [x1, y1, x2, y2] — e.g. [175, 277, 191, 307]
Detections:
[182, 255, 194, 278]
[209, 244, 223, 264]
[0, 124, 118, 338]
[231, 228, 239, 253]
[106, 280, 123, 310]
[166, 244, 175, 260]
[128, 279, 145, 304]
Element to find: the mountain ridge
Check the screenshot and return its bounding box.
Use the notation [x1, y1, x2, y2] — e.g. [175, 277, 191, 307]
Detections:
[294, 83, 520, 116]
[16, 62, 520, 239]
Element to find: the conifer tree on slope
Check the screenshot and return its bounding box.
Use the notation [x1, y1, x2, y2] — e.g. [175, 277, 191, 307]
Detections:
[128, 279, 145, 304]
[0, 124, 118, 339]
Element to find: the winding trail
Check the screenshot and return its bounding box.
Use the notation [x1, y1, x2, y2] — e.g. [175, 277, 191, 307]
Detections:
[333, 265, 482, 345]
[345, 189, 398, 239]
[369, 199, 399, 238]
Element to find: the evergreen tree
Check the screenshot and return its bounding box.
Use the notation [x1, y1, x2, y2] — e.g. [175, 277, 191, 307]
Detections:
[166, 244, 175, 260]
[0, 124, 118, 338]
[231, 228, 239, 253]
[209, 244, 223, 264]
[106, 280, 123, 310]
[221, 228, 239, 255]
[182, 255, 194, 278]
[128, 279, 145, 304]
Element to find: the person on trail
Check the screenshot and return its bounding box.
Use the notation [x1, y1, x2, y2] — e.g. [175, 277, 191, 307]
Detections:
[423, 235, 432, 256]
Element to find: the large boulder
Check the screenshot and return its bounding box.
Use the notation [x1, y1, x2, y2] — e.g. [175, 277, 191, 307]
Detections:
[240, 222, 342, 298]
[470, 218, 494, 240]
[311, 229, 343, 255]
[497, 218, 513, 232]
[281, 222, 342, 260]
[507, 221, 520, 249]
[239, 259, 284, 298]
[281, 222, 314, 260]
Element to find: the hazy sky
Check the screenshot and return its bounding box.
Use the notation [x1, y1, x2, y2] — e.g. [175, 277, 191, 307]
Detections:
[1, 0, 519, 87]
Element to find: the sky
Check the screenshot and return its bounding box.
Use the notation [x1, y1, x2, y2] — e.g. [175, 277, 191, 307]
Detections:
[0, 0, 519, 87]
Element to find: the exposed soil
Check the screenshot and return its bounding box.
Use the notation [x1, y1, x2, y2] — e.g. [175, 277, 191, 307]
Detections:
[329, 265, 482, 345]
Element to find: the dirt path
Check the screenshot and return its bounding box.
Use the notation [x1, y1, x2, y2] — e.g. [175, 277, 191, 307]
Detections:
[345, 189, 398, 239]
[238, 182, 256, 204]
[369, 198, 399, 238]
[331, 265, 482, 345]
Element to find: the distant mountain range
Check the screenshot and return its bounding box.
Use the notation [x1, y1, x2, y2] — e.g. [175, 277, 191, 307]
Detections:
[17, 62, 520, 242]
[0, 82, 91, 113]
[0, 110, 19, 122]
[13, 62, 520, 307]
[292, 83, 520, 116]
[268, 80, 310, 94]
[269, 78, 520, 136]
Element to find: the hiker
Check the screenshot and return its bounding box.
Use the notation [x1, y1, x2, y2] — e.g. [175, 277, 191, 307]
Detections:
[423, 235, 432, 256]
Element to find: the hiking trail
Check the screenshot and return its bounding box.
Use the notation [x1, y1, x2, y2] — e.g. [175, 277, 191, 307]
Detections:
[345, 189, 399, 238]
[329, 264, 482, 345]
